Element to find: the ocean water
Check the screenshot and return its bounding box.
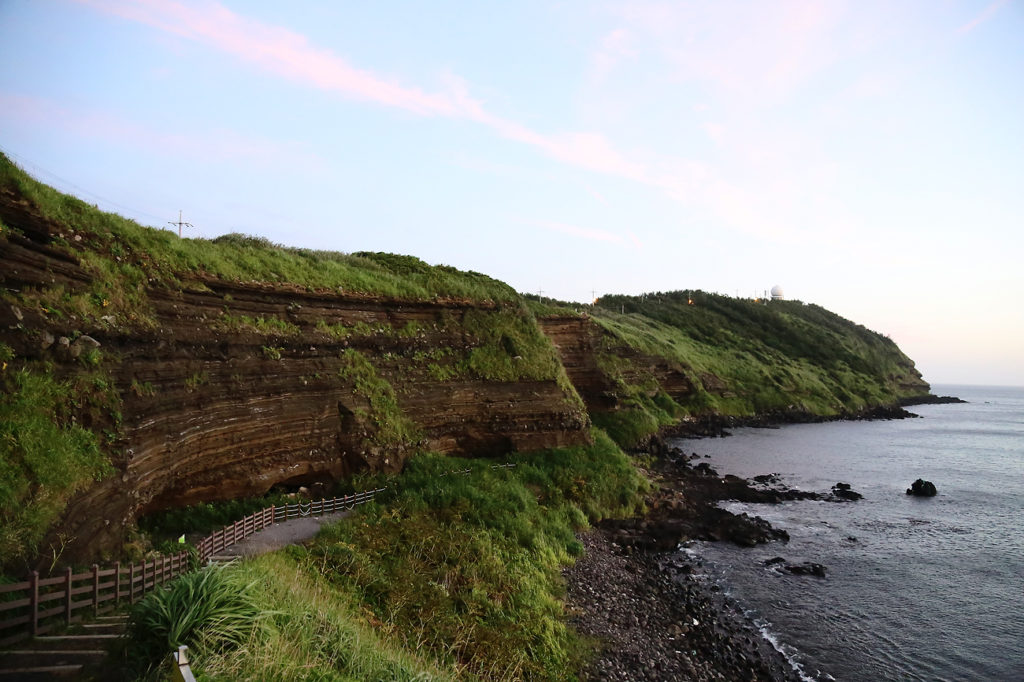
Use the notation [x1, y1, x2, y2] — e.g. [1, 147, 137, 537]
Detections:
[673, 385, 1024, 681]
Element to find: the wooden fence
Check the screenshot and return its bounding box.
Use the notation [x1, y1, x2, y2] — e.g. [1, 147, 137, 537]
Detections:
[194, 489, 385, 562]
[0, 552, 190, 647]
[0, 488, 386, 647]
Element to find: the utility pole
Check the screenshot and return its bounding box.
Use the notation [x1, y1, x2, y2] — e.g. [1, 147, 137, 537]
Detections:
[537, 289, 544, 304]
[168, 210, 193, 238]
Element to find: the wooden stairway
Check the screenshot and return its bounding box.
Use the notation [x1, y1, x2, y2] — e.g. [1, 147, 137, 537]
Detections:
[0, 614, 127, 680]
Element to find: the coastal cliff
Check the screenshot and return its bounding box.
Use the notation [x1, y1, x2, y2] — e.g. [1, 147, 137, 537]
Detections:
[536, 294, 929, 447]
[0, 157, 586, 566]
[0, 154, 929, 568]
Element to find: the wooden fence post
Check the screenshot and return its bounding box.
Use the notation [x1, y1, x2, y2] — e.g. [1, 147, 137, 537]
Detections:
[92, 564, 99, 617]
[114, 561, 121, 606]
[29, 570, 39, 636]
[64, 566, 72, 626]
[128, 562, 135, 604]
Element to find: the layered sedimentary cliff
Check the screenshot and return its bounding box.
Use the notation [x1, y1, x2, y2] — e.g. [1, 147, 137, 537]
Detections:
[0, 187, 587, 563]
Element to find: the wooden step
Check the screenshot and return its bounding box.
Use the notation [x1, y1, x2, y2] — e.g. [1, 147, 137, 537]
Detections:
[22, 634, 119, 650]
[0, 663, 82, 679]
[0, 648, 106, 666]
[80, 623, 125, 635]
[93, 615, 127, 623]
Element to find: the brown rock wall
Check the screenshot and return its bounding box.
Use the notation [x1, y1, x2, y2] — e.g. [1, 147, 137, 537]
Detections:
[0, 195, 588, 561]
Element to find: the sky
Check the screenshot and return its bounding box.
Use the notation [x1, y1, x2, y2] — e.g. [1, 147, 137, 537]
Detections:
[1, 0, 1022, 386]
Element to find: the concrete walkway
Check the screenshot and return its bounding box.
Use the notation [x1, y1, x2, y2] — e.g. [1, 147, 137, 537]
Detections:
[209, 510, 351, 561]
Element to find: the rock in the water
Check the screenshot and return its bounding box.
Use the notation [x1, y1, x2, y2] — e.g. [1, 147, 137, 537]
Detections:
[906, 478, 937, 497]
[831, 482, 863, 501]
[785, 562, 827, 577]
[762, 557, 827, 577]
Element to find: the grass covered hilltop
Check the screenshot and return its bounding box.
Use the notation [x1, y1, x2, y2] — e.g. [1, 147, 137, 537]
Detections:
[0, 152, 931, 679]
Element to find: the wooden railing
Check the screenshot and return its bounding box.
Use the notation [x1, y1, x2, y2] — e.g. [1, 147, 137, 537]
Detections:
[194, 489, 385, 562]
[0, 487, 386, 647]
[0, 552, 190, 647]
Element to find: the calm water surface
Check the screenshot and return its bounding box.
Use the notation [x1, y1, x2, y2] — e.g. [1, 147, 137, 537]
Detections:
[673, 385, 1024, 681]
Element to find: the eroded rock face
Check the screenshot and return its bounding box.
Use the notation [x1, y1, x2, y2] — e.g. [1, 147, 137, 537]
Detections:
[538, 314, 698, 413]
[0, 195, 589, 562]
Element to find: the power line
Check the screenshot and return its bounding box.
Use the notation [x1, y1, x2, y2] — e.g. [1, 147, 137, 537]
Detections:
[0, 146, 169, 226]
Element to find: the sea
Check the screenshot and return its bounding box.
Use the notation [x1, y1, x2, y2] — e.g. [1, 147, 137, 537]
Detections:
[672, 385, 1024, 681]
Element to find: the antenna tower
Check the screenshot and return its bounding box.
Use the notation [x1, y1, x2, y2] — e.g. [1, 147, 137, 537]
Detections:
[168, 210, 193, 238]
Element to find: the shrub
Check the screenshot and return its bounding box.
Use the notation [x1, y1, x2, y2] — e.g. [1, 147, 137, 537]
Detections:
[126, 563, 271, 671]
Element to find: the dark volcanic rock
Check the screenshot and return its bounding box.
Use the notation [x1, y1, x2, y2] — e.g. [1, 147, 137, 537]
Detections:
[831, 482, 863, 501]
[784, 562, 827, 577]
[906, 478, 938, 496]
[564, 531, 802, 681]
[763, 557, 827, 577]
[900, 394, 967, 406]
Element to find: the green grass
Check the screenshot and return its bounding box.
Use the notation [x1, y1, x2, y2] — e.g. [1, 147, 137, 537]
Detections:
[181, 554, 456, 682]
[194, 432, 647, 681]
[338, 349, 422, 448]
[0, 362, 114, 567]
[0, 153, 519, 328]
[136, 490, 299, 540]
[589, 291, 927, 422]
[125, 563, 273, 676]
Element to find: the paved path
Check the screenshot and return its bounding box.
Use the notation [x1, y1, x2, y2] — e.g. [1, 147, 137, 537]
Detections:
[209, 510, 351, 561]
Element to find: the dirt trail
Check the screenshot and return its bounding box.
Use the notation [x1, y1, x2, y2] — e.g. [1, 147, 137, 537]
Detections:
[209, 511, 350, 560]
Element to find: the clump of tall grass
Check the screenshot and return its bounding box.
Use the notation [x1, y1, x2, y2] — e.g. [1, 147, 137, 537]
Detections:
[195, 554, 455, 681]
[126, 563, 271, 672]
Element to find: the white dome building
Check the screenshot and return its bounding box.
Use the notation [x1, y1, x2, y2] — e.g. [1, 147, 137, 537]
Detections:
[770, 285, 785, 301]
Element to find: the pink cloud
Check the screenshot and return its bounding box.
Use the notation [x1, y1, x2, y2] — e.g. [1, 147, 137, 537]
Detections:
[81, 0, 462, 116]
[957, 0, 1009, 34]
[583, 184, 610, 206]
[0, 92, 323, 168]
[611, 1, 847, 103]
[82, 1, 676, 193]
[77, 1, 779, 243]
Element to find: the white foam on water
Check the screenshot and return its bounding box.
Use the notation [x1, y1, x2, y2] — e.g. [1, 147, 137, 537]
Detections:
[755, 619, 821, 682]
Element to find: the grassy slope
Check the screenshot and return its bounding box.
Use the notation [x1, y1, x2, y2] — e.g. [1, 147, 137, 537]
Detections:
[527, 291, 929, 448]
[596, 290, 926, 411]
[129, 434, 647, 681]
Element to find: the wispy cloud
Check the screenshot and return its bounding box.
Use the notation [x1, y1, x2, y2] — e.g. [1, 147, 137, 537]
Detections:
[80, 1, 717, 217]
[957, 0, 1009, 34]
[0, 92, 323, 167]
[81, 0, 463, 116]
[79, 0, 831, 245]
[583, 183, 610, 206]
[610, 0, 847, 101]
[528, 219, 635, 247]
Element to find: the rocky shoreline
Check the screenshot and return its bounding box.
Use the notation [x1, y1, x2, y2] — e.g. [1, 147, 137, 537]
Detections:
[665, 401, 929, 440]
[564, 438, 863, 680]
[565, 530, 803, 681]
